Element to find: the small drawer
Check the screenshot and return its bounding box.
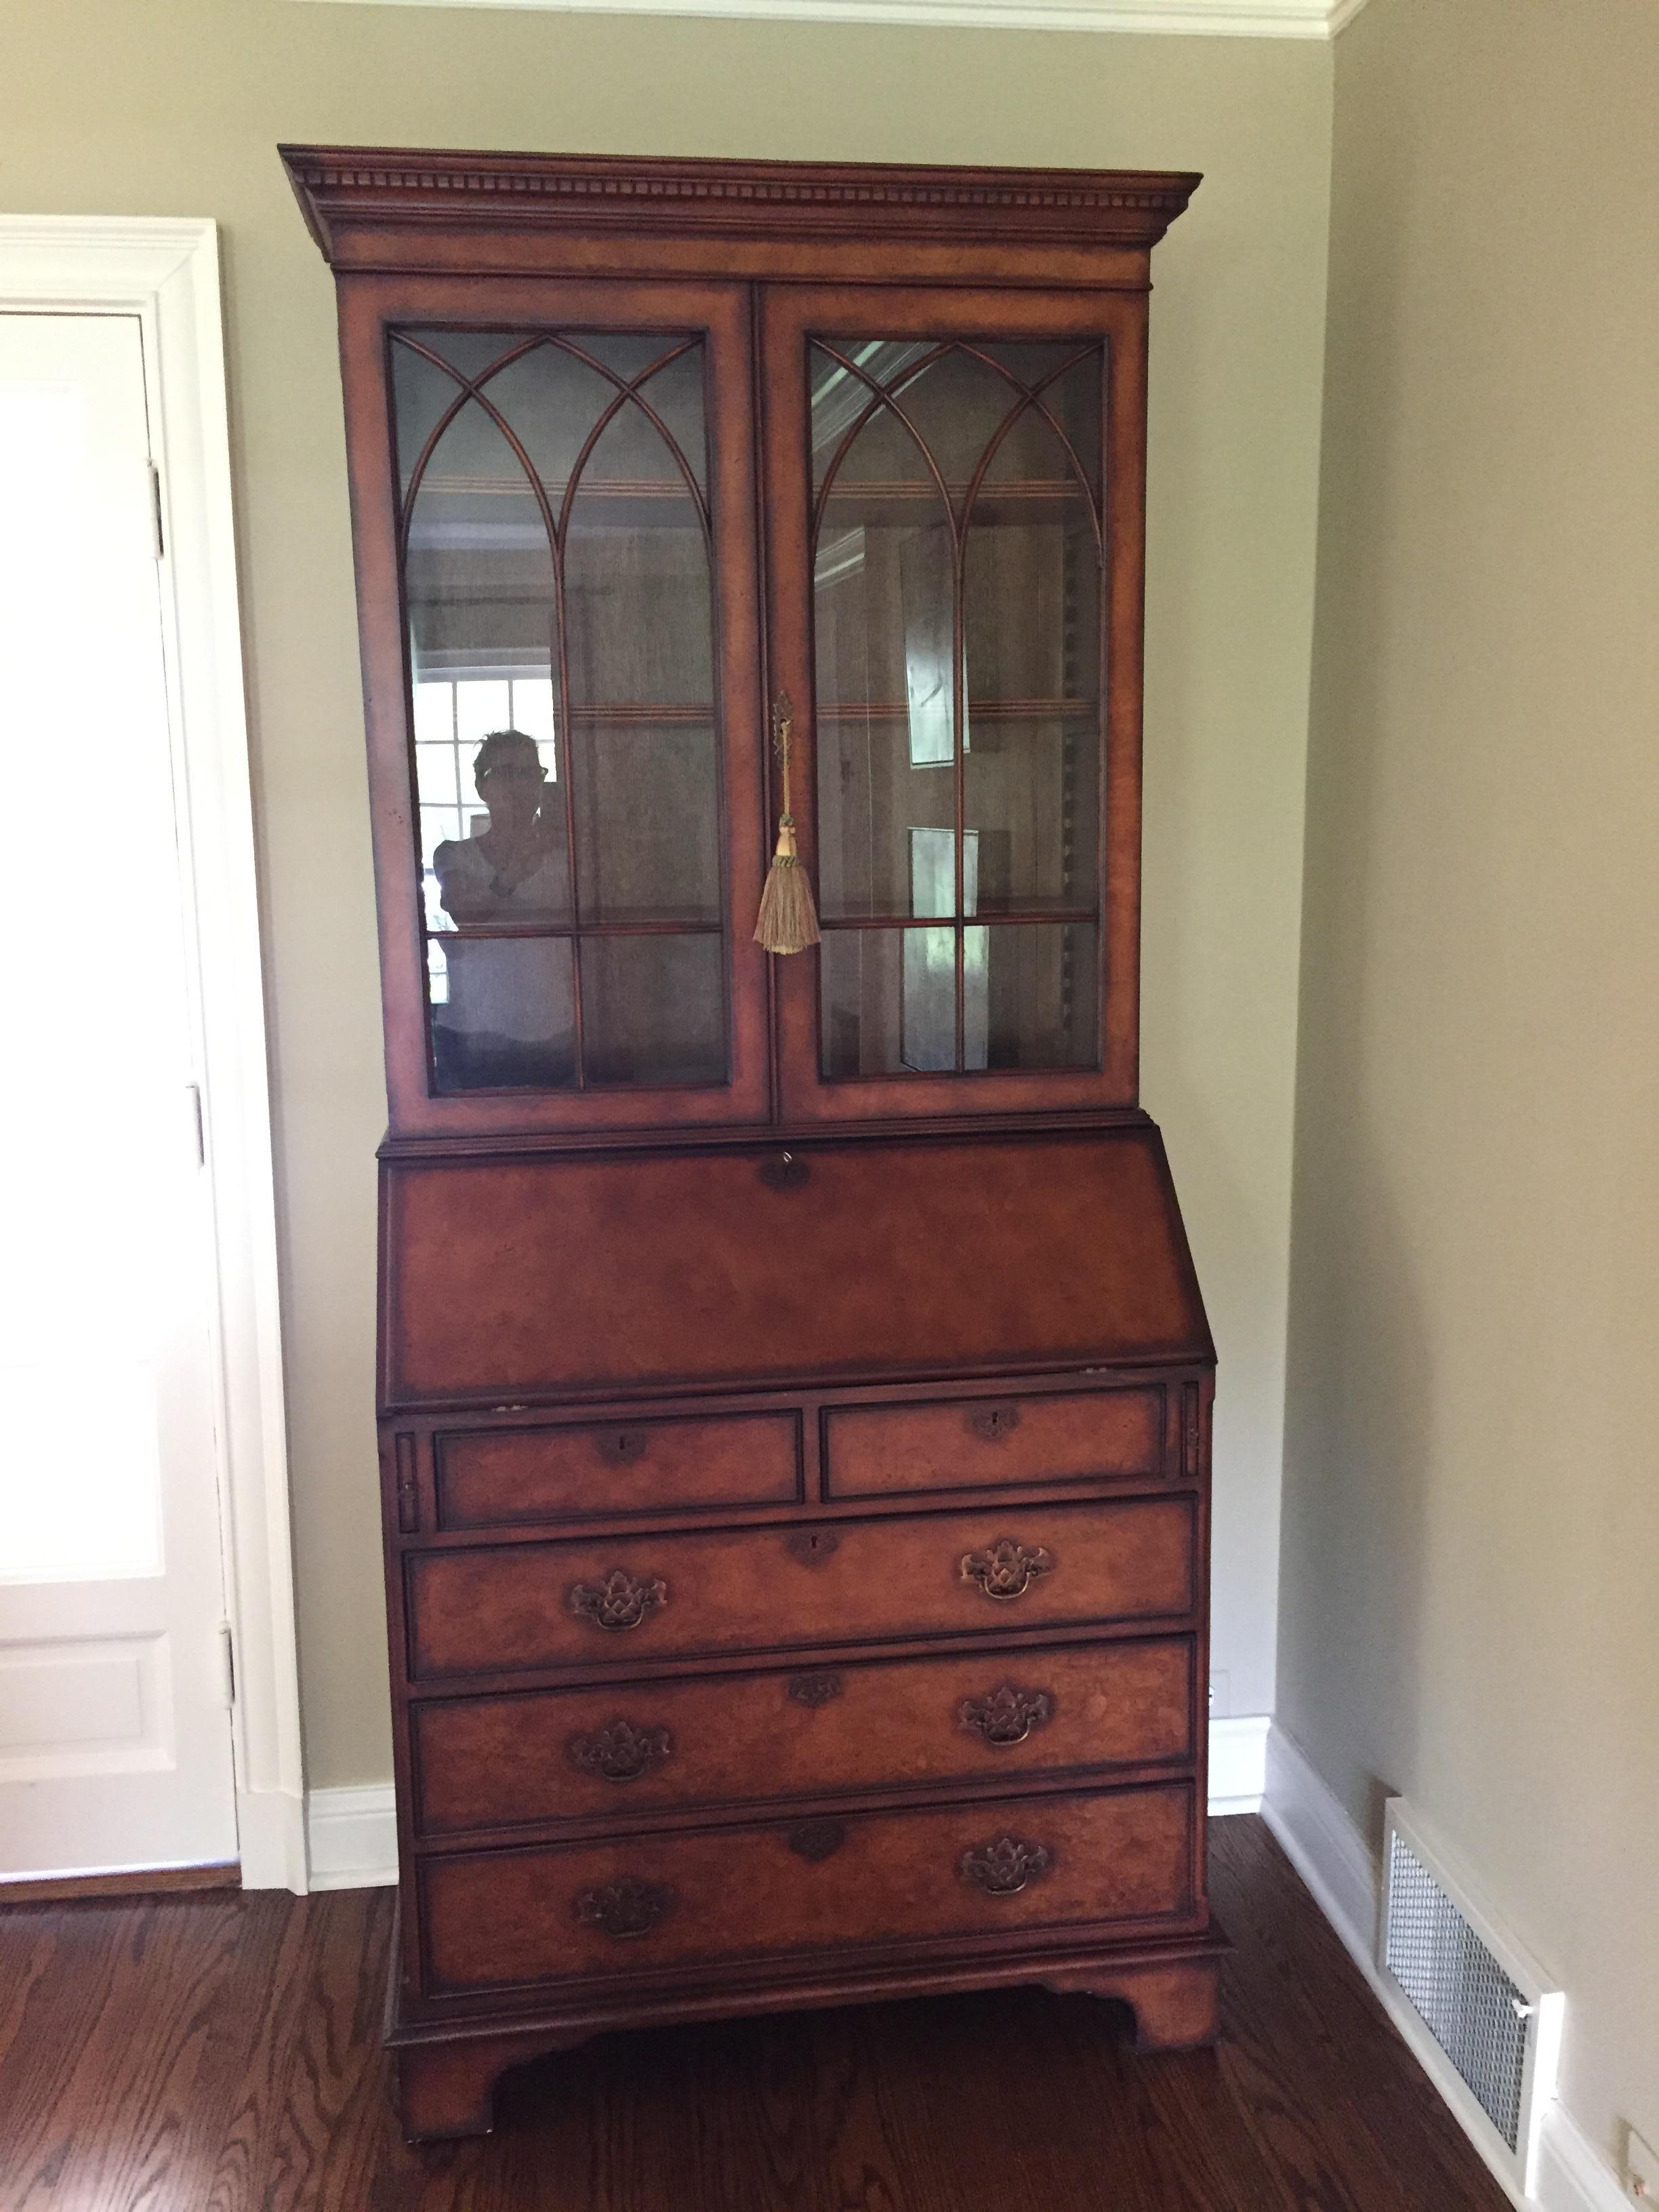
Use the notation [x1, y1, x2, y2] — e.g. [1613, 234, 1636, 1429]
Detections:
[825, 1387, 1165, 1499]
[405, 1496, 1195, 1681]
[434, 1412, 801, 1529]
[417, 1782, 1195, 1995]
[411, 1636, 1195, 1837]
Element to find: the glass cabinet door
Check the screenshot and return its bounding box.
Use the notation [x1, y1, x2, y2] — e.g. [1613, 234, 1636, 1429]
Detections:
[361, 283, 768, 1132]
[764, 289, 1145, 1122]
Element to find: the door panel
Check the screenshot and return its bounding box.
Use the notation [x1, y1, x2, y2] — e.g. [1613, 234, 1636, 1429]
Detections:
[0, 313, 238, 1879]
[760, 286, 1149, 1123]
[338, 276, 770, 1136]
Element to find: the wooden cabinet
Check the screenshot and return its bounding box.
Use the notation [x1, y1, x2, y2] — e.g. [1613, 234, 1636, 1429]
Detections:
[285, 144, 1216, 2141]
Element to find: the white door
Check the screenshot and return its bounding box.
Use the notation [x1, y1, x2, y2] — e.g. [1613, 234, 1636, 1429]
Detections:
[0, 312, 239, 1879]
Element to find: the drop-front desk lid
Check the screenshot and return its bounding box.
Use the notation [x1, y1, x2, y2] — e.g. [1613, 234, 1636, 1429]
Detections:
[380, 1124, 1212, 1409]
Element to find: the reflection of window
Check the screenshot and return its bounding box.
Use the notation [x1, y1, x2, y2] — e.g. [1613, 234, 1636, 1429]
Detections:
[901, 527, 967, 767]
[413, 674, 556, 1002]
[902, 830, 987, 1071]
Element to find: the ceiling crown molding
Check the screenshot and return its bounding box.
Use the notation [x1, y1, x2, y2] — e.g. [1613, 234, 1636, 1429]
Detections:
[293, 0, 1371, 36]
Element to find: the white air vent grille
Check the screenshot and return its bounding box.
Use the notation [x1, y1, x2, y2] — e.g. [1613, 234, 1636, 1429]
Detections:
[1384, 1828, 1528, 2147]
[1378, 1802, 1563, 2195]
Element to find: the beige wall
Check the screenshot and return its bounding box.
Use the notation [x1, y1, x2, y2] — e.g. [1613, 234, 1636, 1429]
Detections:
[1282, 0, 1659, 2165]
[4, 0, 1330, 1790]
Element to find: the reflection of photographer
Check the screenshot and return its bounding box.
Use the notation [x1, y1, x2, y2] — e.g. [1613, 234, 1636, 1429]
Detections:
[430, 728, 575, 1091]
[432, 728, 569, 922]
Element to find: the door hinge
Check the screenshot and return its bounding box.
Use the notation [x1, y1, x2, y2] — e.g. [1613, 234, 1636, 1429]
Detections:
[218, 1620, 237, 1709]
[148, 459, 165, 560]
[186, 1082, 205, 1168]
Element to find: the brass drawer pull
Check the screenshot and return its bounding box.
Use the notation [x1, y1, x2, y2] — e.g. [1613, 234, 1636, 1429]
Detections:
[596, 1428, 649, 1466]
[966, 1403, 1021, 1444]
[568, 1718, 673, 1782]
[959, 1684, 1053, 1746]
[567, 1568, 668, 1632]
[787, 1669, 844, 1706]
[787, 1817, 846, 1863]
[784, 1528, 839, 1567]
[575, 1877, 675, 1939]
[960, 1837, 1051, 1897]
[960, 1538, 1053, 1601]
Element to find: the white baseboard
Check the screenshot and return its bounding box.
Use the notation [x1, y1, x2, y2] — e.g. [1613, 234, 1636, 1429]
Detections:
[305, 1784, 397, 1891]
[236, 1784, 308, 1893]
[302, 1723, 1273, 1898]
[1260, 1723, 1627, 2212]
[1532, 2107, 1633, 2212]
[1208, 1713, 1270, 1814]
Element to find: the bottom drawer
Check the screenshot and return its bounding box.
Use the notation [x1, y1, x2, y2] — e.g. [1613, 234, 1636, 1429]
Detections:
[418, 1782, 1195, 1996]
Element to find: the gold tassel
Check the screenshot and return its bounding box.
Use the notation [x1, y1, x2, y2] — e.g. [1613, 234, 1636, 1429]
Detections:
[754, 691, 820, 955]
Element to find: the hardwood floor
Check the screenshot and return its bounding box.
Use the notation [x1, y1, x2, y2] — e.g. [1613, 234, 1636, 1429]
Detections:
[0, 1816, 1510, 2211]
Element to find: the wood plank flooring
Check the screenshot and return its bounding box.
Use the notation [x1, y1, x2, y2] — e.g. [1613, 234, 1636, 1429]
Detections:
[0, 1816, 1511, 2211]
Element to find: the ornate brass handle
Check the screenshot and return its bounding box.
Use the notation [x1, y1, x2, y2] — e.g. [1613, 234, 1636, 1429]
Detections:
[574, 1877, 675, 1939]
[568, 1718, 673, 1782]
[966, 1404, 1021, 1444]
[960, 1837, 1052, 1897]
[960, 1538, 1053, 1602]
[959, 1684, 1053, 1746]
[567, 1568, 668, 1632]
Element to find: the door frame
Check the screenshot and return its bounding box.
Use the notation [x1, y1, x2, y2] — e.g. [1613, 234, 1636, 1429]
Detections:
[0, 216, 306, 1890]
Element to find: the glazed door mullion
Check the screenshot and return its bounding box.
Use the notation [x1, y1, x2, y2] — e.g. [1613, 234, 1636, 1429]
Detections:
[760, 284, 1148, 1125]
[336, 273, 769, 1136]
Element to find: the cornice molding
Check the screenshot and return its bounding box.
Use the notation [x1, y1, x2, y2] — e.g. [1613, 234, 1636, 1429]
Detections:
[293, 0, 1370, 34]
[281, 146, 1202, 264]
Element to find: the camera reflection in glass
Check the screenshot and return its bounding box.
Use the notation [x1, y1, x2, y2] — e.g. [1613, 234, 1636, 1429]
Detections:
[430, 729, 576, 1090]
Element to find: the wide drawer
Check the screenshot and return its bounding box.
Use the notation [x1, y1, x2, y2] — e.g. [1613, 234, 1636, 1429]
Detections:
[405, 1496, 1196, 1680]
[434, 1412, 801, 1530]
[411, 1636, 1195, 1837]
[824, 1386, 1166, 1499]
[418, 1782, 1195, 1994]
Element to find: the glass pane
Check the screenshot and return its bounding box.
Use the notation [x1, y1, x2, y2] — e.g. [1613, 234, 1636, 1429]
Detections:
[397, 329, 730, 1099]
[821, 928, 956, 1078]
[582, 935, 726, 1087]
[570, 718, 721, 926]
[399, 388, 568, 936]
[963, 716, 1100, 914]
[563, 406, 713, 712]
[981, 344, 1101, 500]
[813, 382, 956, 920]
[810, 337, 1106, 1085]
[430, 937, 577, 1092]
[977, 922, 1099, 1070]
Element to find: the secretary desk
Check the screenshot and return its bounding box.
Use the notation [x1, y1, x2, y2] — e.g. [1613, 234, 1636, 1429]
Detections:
[283, 144, 1218, 2140]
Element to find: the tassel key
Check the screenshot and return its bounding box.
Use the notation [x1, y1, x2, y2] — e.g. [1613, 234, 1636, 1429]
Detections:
[754, 692, 820, 956]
